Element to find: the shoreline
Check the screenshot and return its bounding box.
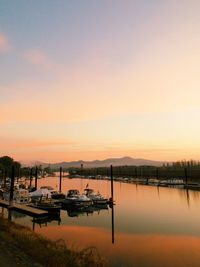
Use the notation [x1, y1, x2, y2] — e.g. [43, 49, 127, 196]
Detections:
[0, 216, 108, 267]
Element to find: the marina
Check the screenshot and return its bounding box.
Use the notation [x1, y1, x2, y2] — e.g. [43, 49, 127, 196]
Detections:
[1, 175, 200, 267]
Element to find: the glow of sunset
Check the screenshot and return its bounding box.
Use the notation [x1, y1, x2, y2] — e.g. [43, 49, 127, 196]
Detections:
[1, 1, 200, 163]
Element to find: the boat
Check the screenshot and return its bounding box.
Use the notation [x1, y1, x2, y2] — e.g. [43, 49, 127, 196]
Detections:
[40, 186, 65, 199]
[3, 188, 31, 204]
[29, 188, 51, 201]
[28, 198, 61, 213]
[61, 189, 93, 208]
[84, 188, 108, 205]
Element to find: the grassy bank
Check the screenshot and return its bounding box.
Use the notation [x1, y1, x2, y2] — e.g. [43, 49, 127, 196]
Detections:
[0, 217, 109, 267]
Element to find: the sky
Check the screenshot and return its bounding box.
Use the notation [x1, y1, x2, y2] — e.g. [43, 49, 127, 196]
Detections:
[0, 0, 200, 163]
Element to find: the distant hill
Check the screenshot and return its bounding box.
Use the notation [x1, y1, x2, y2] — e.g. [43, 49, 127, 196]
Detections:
[21, 157, 166, 169]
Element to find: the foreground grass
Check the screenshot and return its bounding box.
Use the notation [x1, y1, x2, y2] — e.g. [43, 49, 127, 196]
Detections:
[0, 217, 109, 267]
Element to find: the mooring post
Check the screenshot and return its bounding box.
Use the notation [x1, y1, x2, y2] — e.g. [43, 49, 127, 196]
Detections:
[184, 167, 188, 185]
[59, 167, 62, 193]
[30, 168, 33, 188]
[35, 166, 38, 190]
[9, 166, 15, 205]
[156, 168, 159, 180]
[110, 165, 114, 202]
[81, 163, 83, 176]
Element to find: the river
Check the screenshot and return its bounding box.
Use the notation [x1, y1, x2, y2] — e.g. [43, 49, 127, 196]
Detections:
[8, 176, 200, 267]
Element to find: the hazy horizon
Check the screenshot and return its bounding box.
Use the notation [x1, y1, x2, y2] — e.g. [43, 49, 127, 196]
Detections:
[1, 1, 200, 162]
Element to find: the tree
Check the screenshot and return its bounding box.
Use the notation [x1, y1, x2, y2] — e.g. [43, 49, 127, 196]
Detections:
[0, 156, 21, 177]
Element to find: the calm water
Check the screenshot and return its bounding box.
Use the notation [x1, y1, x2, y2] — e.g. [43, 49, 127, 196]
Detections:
[7, 176, 200, 267]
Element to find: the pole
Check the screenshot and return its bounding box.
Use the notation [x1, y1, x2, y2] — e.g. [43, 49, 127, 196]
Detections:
[59, 167, 62, 193]
[156, 168, 159, 180]
[135, 168, 137, 178]
[9, 166, 15, 205]
[110, 165, 114, 202]
[184, 168, 188, 185]
[35, 166, 38, 190]
[30, 168, 33, 188]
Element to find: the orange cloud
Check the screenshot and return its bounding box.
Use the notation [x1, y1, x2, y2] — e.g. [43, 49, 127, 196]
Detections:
[0, 32, 11, 53]
[0, 137, 75, 150]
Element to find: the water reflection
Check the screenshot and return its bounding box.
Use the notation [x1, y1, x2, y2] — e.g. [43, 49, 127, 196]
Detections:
[62, 203, 109, 217]
[111, 204, 115, 244]
[32, 214, 61, 231]
[6, 177, 200, 267]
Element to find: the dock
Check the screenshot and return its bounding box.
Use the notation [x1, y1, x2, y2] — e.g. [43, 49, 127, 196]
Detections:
[0, 200, 48, 218]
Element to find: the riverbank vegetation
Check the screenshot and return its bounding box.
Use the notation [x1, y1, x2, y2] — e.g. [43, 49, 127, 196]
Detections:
[69, 160, 200, 182]
[0, 217, 108, 267]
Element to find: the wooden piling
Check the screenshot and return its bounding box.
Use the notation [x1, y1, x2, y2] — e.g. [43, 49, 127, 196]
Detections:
[9, 166, 15, 205]
[30, 168, 33, 188]
[135, 168, 137, 178]
[184, 168, 188, 185]
[156, 168, 159, 180]
[35, 166, 38, 190]
[81, 163, 83, 177]
[59, 167, 62, 193]
[110, 165, 114, 202]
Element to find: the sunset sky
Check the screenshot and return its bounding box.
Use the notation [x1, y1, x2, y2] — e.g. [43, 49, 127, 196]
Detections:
[1, 1, 200, 163]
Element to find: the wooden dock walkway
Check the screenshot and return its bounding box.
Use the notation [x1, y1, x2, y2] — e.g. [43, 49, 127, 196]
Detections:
[0, 200, 48, 217]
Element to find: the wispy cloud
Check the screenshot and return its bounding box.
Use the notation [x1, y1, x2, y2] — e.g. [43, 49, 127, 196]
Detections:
[24, 49, 51, 69]
[0, 137, 75, 150]
[0, 32, 11, 53]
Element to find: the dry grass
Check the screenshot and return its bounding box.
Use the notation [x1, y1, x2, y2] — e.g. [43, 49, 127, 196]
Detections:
[0, 217, 109, 267]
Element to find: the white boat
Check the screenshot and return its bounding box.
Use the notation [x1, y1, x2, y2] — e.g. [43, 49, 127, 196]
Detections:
[40, 186, 65, 199]
[29, 188, 51, 200]
[62, 189, 92, 208]
[84, 188, 108, 205]
[3, 189, 31, 204]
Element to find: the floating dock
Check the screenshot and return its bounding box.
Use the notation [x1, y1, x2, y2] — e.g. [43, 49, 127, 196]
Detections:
[0, 200, 48, 217]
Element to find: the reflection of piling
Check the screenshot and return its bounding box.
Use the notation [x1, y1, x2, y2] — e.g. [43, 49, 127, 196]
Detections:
[184, 168, 188, 185]
[157, 185, 160, 199]
[35, 166, 38, 190]
[111, 205, 115, 244]
[59, 167, 62, 193]
[8, 209, 12, 221]
[110, 165, 114, 202]
[186, 189, 190, 207]
[9, 166, 15, 205]
[32, 221, 35, 232]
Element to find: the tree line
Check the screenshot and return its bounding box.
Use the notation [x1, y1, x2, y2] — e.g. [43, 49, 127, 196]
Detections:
[0, 156, 53, 180]
[69, 160, 200, 181]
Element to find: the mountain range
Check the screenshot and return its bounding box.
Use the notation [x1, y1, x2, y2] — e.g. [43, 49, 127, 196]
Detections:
[21, 157, 166, 168]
